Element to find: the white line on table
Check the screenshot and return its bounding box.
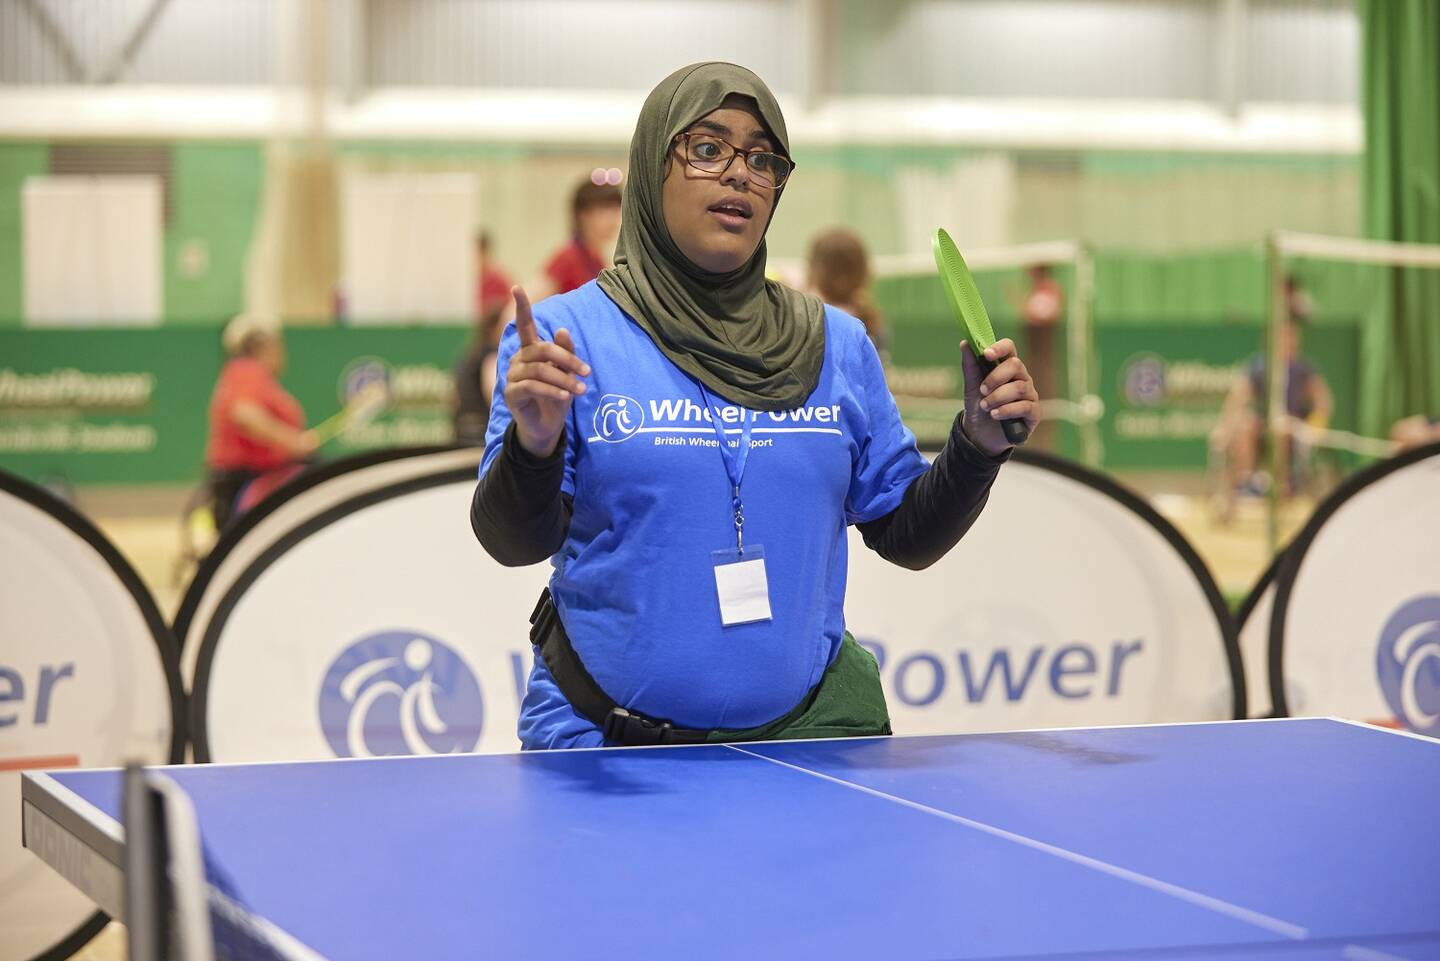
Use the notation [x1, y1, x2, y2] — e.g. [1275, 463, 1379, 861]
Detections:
[724, 743, 1309, 941]
[1341, 946, 1415, 961]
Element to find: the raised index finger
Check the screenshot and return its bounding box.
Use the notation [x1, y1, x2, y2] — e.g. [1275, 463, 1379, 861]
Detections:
[513, 286, 539, 347]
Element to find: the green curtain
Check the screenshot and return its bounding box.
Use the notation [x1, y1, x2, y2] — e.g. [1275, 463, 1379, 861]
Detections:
[1360, 0, 1440, 437]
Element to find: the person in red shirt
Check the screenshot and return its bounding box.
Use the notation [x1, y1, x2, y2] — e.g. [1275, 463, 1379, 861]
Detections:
[475, 230, 514, 322]
[1019, 263, 1064, 450]
[536, 178, 623, 298]
[205, 315, 317, 529]
[454, 232, 515, 445]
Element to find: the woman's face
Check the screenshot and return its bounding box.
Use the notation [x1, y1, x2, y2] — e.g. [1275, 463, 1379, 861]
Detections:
[257, 335, 286, 374]
[577, 202, 622, 253]
[661, 96, 779, 274]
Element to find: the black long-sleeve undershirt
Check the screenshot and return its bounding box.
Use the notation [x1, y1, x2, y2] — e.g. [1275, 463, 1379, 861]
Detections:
[469, 423, 572, 567]
[470, 414, 1006, 569]
[854, 414, 1007, 570]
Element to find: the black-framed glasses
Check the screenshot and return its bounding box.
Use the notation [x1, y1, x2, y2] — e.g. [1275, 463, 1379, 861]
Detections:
[673, 132, 795, 189]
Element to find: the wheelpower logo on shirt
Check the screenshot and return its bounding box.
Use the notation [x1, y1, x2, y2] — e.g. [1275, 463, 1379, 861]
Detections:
[1375, 594, 1440, 737]
[317, 631, 484, 758]
[589, 392, 843, 446]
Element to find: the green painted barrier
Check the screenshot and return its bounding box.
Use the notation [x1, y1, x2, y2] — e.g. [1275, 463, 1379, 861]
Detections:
[0, 326, 471, 486]
[0, 319, 1361, 485]
[1098, 324, 1359, 470]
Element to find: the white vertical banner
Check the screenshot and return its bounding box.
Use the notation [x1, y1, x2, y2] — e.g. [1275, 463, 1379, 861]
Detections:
[1271, 445, 1440, 736]
[190, 471, 544, 762]
[340, 171, 476, 324]
[0, 471, 180, 961]
[896, 154, 1015, 257]
[845, 454, 1240, 733]
[22, 175, 162, 326]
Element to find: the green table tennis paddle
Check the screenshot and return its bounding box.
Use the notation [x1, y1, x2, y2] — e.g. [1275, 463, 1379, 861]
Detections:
[932, 228, 1031, 445]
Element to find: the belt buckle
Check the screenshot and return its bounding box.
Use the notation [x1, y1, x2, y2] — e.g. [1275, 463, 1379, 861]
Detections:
[603, 707, 672, 747]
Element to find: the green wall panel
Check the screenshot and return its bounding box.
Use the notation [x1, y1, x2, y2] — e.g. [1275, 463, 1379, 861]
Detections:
[0, 143, 50, 327]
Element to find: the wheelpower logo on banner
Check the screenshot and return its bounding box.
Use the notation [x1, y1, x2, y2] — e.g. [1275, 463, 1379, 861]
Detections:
[317, 630, 485, 758]
[858, 636, 1147, 711]
[589, 392, 843, 447]
[854, 601, 1153, 726]
[1375, 594, 1440, 737]
[0, 367, 159, 455]
[1115, 351, 1236, 442]
[333, 357, 454, 449]
[840, 461, 1238, 734]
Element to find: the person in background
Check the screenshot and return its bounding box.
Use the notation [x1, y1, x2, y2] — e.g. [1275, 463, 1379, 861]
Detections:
[1019, 263, 1063, 449]
[1390, 414, 1440, 451]
[536, 179, 623, 298]
[806, 227, 890, 363]
[475, 231, 514, 322]
[205, 315, 316, 529]
[1210, 278, 1332, 515]
[454, 233, 514, 445]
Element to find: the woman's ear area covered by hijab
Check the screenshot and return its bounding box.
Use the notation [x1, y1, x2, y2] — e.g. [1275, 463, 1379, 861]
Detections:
[661, 94, 780, 275]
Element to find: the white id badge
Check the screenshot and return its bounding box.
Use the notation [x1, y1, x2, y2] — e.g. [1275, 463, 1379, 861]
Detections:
[711, 545, 773, 626]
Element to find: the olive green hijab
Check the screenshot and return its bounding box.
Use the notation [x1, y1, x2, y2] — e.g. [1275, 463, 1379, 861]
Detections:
[597, 62, 825, 412]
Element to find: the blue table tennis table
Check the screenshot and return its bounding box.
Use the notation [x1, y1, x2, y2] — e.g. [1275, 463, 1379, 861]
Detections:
[20, 717, 1440, 961]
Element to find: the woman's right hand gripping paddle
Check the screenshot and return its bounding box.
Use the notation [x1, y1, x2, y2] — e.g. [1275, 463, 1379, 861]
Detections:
[503, 286, 591, 457]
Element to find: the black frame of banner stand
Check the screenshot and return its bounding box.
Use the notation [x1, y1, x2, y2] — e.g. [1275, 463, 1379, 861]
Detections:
[187, 465, 481, 761]
[1267, 440, 1440, 719]
[170, 445, 461, 653]
[0, 468, 187, 961]
[1234, 549, 1287, 718]
[1005, 448, 1246, 720]
[1237, 550, 1284, 643]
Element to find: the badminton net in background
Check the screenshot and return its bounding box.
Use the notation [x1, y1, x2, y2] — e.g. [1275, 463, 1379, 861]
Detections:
[869, 241, 1101, 466]
[1260, 230, 1440, 548]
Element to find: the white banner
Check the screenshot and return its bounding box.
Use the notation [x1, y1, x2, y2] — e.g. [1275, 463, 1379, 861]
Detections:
[193, 473, 544, 762]
[1272, 446, 1440, 736]
[190, 451, 1239, 763]
[176, 447, 486, 693]
[846, 455, 1238, 734]
[22, 175, 162, 326]
[340, 172, 476, 324]
[0, 473, 179, 961]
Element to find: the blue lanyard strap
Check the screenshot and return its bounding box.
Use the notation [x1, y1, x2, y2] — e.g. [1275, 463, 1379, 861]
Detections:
[697, 383, 755, 552]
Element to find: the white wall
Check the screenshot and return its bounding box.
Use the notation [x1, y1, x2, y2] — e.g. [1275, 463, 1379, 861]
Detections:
[0, 0, 275, 85]
[837, 0, 1356, 104]
[0, 0, 1359, 107]
[1245, 0, 1357, 104]
[366, 0, 809, 93]
[842, 0, 1219, 101]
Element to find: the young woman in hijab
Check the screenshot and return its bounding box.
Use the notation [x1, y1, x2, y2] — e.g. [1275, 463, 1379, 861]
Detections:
[472, 63, 1039, 750]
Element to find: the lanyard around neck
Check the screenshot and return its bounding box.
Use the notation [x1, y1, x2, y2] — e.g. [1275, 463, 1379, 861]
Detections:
[697, 382, 755, 553]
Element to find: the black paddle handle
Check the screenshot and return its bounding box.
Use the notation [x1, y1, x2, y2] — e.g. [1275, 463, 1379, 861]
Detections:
[974, 348, 1031, 446]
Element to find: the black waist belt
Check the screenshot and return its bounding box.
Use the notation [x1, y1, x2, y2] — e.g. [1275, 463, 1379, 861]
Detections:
[528, 588, 711, 746]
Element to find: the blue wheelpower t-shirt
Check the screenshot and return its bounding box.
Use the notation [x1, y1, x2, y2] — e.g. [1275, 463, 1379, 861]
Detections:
[481, 281, 928, 749]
